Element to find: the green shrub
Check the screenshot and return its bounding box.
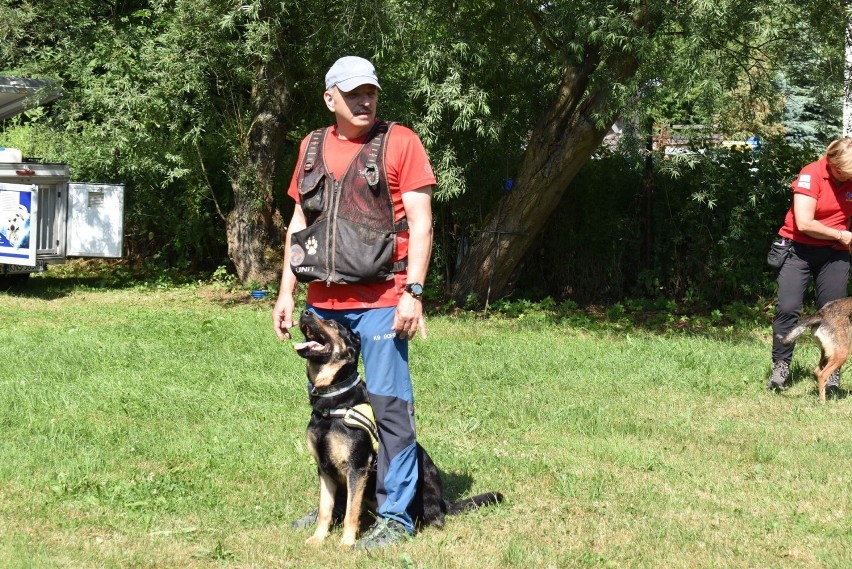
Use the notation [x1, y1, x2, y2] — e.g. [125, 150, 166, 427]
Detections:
[514, 138, 820, 306]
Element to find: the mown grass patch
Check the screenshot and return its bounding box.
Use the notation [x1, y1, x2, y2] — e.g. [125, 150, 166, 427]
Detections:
[0, 276, 850, 568]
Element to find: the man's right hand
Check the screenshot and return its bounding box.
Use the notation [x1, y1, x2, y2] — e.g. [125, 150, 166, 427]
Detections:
[274, 206, 307, 341]
[273, 293, 296, 340]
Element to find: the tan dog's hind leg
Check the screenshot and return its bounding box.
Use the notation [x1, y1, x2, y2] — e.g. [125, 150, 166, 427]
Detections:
[816, 355, 846, 403]
[306, 474, 337, 546]
[815, 365, 830, 403]
[814, 327, 849, 403]
[339, 469, 370, 548]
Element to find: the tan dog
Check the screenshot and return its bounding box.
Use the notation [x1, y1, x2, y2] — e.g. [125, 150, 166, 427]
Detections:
[780, 297, 852, 402]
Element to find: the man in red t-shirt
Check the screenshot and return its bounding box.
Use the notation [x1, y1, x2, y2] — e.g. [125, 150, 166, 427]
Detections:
[272, 56, 436, 550]
[768, 138, 852, 396]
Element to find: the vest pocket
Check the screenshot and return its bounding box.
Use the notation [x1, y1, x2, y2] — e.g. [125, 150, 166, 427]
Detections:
[299, 169, 326, 216]
[332, 219, 396, 283]
[290, 221, 330, 283]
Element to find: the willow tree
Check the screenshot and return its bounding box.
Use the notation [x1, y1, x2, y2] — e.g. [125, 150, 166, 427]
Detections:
[216, 2, 291, 285]
[398, 0, 817, 306]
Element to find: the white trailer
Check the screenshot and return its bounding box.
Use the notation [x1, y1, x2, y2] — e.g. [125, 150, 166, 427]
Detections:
[0, 77, 124, 285]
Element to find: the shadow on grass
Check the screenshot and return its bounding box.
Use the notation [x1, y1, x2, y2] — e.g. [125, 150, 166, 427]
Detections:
[787, 361, 811, 390]
[1, 271, 287, 311]
[439, 469, 478, 504]
[0, 274, 137, 300]
[433, 305, 774, 342]
[4, 263, 779, 339]
[198, 288, 283, 309]
[782, 362, 850, 400]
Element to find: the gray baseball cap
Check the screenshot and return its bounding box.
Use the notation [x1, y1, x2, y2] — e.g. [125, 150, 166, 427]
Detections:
[325, 56, 381, 92]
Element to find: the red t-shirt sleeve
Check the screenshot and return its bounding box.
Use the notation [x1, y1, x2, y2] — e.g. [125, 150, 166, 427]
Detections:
[791, 162, 821, 199]
[385, 125, 437, 194]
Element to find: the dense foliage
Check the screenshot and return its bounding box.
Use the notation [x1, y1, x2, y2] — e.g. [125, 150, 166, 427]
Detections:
[0, 0, 848, 306]
[515, 139, 819, 306]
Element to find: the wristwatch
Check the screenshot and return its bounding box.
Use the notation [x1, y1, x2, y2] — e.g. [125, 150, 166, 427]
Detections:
[404, 282, 424, 299]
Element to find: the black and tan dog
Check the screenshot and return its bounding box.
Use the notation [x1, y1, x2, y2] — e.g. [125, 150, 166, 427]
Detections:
[780, 296, 852, 402]
[294, 309, 503, 548]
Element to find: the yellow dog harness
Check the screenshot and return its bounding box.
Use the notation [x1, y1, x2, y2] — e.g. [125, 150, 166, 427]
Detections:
[310, 374, 380, 454]
[327, 403, 380, 454]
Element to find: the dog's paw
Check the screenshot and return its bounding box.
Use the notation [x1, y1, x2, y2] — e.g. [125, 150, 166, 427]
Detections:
[305, 534, 327, 546]
[339, 530, 357, 549]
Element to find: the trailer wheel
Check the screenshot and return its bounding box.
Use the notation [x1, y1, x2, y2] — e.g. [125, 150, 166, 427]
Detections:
[0, 273, 31, 291]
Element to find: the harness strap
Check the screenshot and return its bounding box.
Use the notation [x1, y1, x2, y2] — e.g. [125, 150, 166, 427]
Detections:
[303, 128, 325, 172]
[327, 403, 380, 453]
[366, 122, 389, 161]
[363, 121, 408, 261]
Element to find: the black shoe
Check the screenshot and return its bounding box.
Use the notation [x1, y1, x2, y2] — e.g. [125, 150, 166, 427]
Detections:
[767, 360, 791, 392]
[353, 518, 410, 551]
[826, 370, 841, 398]
[290, 506, 345, 530]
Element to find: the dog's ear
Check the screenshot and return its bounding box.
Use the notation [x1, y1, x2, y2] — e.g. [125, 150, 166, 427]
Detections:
[349, 328, 361, 348]
[343, 327, 361, 352]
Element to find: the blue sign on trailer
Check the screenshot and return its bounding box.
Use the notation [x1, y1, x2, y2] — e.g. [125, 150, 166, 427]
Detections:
[0, 183, 37, 266]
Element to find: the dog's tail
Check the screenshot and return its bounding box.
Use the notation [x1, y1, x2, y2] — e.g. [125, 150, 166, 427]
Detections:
[778, 314, 823, 346]
[446, 492, 504, 516]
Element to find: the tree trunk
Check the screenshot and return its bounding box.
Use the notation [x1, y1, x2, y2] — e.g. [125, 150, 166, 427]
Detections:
[226, 63, 288, 286]
[451, 44, 643, 306]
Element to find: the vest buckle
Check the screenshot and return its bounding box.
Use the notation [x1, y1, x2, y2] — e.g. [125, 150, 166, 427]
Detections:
[362, 163, 379, 186]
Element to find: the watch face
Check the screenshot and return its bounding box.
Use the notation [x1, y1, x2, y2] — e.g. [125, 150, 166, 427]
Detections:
[407, 283, 423, 296]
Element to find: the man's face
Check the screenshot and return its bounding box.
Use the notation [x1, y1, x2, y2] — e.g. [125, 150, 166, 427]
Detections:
[324, 84, 379, 135]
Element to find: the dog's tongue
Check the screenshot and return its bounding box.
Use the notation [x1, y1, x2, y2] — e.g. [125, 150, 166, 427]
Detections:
[295, 341, 324, 352]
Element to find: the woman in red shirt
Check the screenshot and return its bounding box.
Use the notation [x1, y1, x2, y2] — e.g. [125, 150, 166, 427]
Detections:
[768, 138, 852, 397]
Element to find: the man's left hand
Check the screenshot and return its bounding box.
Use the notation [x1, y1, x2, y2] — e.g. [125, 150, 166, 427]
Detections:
[393, 293, 427, 340]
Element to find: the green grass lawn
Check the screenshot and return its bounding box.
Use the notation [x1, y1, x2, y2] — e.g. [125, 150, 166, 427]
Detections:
[0, 275, 850, 568]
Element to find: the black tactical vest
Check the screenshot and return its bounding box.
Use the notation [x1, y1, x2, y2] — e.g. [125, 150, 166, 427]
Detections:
[289, 121, 408, 284]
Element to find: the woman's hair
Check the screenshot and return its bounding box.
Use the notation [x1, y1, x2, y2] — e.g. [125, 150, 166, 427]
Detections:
[826, 138, 852, 178]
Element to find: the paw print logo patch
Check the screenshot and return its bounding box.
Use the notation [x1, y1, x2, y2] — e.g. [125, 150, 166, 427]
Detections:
[306, 236, 319, 256]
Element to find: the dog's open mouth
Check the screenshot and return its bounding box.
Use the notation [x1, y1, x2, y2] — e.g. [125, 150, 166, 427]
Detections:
[295, 340, 331, 358]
